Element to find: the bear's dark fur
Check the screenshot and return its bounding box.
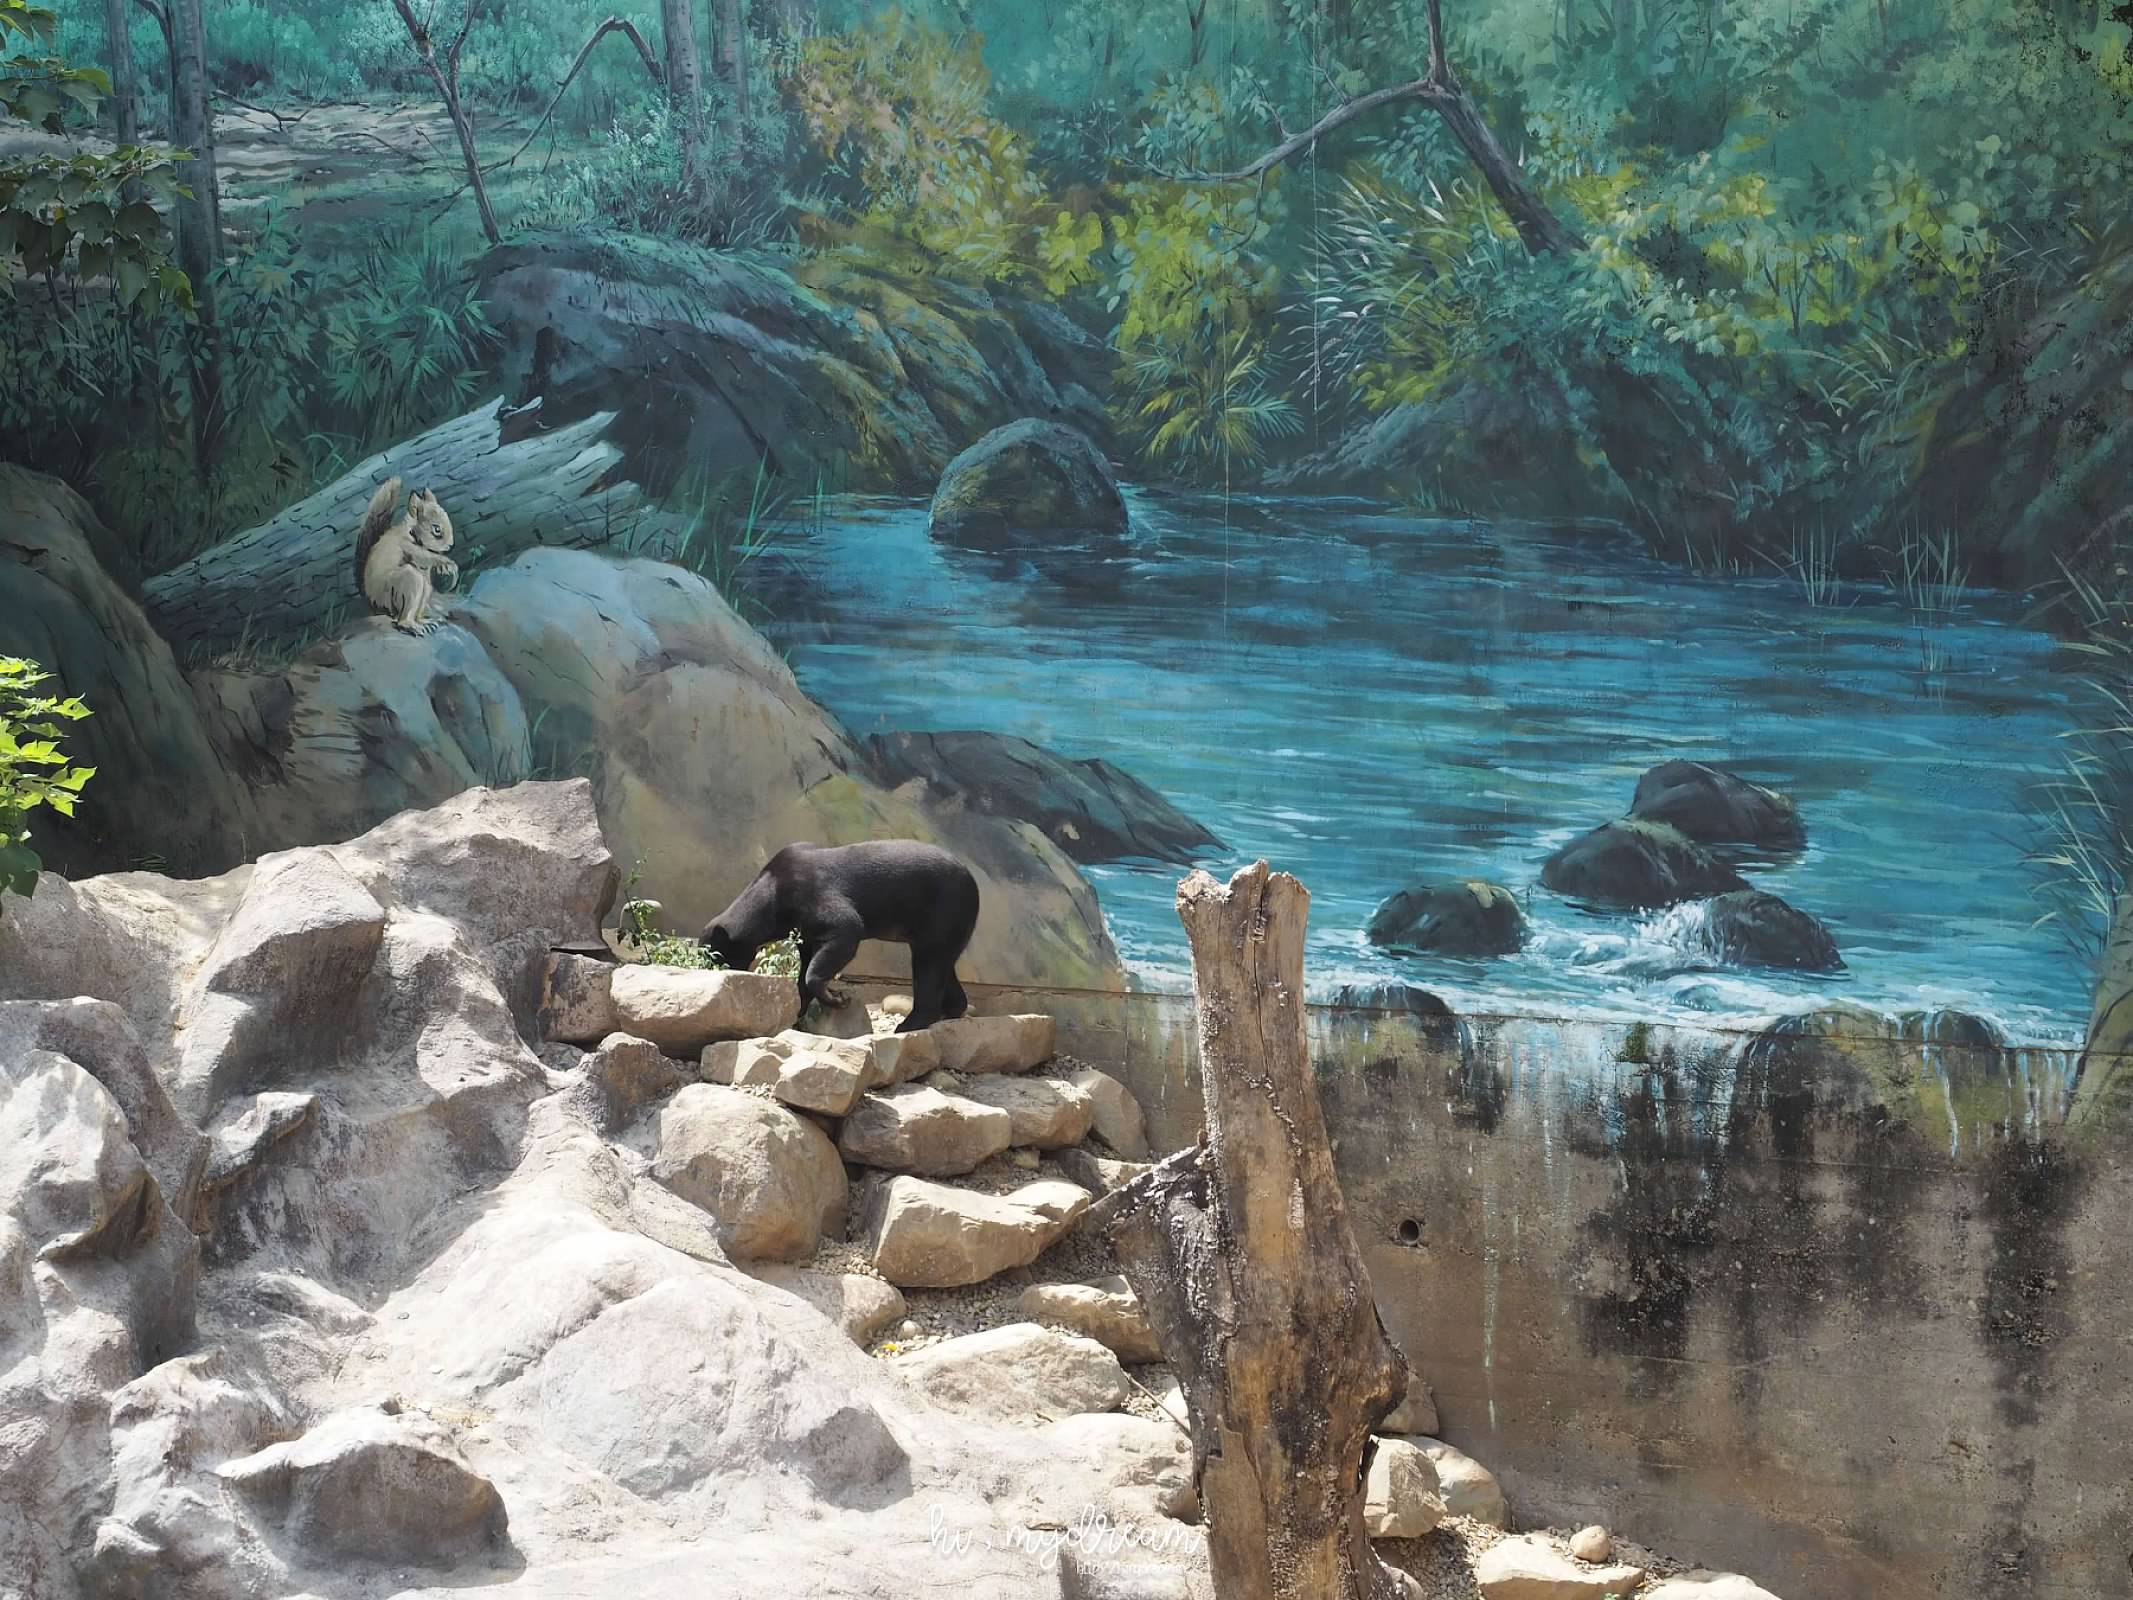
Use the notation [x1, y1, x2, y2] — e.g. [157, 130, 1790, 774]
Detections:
[701, 840, 981, 1033]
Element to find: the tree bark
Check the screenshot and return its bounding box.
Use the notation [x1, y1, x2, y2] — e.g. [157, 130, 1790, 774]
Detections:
[1186, 0, 1584, 256]
[715, 0, 748, 133]
[104, 0, 139, 147]
[389, 0, 502, 245]
[166, 0, 220, 469]
[661, 0, 708, 195]
[139, 400, 666, 655]
[1107, 861, 1410, 1600]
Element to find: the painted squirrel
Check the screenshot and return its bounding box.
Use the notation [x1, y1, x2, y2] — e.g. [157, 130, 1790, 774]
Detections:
[355, 476, 459, 635]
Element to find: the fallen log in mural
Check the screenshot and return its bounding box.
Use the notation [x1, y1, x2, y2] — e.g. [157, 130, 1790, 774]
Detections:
[140, 399, 663, 656]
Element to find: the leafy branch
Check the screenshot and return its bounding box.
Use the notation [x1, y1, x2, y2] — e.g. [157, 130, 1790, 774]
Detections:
[0, 656, 95, 901]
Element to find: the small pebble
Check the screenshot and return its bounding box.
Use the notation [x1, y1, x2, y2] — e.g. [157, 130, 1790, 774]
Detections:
[896, 1319, 921, 1339]
[1570, 1525, 1614, 1563]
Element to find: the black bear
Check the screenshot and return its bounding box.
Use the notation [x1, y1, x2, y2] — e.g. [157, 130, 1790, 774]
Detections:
[700, 840, 981, 1033]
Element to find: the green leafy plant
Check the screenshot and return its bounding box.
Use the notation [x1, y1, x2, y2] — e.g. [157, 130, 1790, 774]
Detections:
[0, 0, 191, 313]
[0, 656, 94, 900]
[0, 211, 494, 572]
[2028, 564, 2133, 960]
[616, 865, 801, 977]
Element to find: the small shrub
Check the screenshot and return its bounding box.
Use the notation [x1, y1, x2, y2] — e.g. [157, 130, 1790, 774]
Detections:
[619, 883, 800, 978]
[0, 656, 94, 900]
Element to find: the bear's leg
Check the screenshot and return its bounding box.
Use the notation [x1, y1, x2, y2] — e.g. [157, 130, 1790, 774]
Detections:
[940, 970, 970, 1021]
[799, 924, 861, 1012]
[899, 953, 948, 1034]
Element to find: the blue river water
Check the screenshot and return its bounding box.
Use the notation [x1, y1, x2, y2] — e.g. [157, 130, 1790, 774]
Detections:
[757, 490, 2090, 1045]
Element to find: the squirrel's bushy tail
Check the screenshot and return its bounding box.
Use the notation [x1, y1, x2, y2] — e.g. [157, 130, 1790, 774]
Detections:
[355, 476, 402, 597]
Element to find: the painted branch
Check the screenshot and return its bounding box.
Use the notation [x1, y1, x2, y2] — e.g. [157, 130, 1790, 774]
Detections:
[490, 16, 664, 177]
[389, 0, 501, 243]
[1107, 862, 1410, 1600]
[1180, 0, 1583, 257]
[140, 400, 664, 654]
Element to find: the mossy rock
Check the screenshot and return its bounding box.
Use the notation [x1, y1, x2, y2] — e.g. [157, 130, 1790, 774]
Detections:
[927, 418, 1129, 549]
[1741, 1003, 2036, 1154]
[1699, 890, 1841, 972]
[1628, 760, 1804, 851]
[1540, 818, 1748, 910]
[1366, 880, 1525, 957]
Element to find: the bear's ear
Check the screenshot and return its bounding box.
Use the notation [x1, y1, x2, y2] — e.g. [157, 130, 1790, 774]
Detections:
[413, 488, 435, 505]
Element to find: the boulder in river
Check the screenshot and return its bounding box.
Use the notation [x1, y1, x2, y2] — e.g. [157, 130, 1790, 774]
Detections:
[1328, 983, 1456, 1023]
[865, 729, 1219, 865]
[1628, 760, 1805, 851]
[1366, 879, 1525, 956]
[1695, 890, 1842, 973]
[1541, 818, 1749, 910]
[927, 418, 1130, 547]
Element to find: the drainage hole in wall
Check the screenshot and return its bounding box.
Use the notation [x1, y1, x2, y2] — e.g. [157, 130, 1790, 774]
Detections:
[1395, 1218, 1424, 1247]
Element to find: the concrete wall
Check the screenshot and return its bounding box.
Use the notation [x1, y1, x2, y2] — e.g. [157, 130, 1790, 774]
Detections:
[1065, 984, 2133, 1600]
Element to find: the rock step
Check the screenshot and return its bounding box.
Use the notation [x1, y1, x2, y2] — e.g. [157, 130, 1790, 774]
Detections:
[1474, 1533, 1645, 1599]
[891, 1320, 1129, 1424]
[839, 1082, 1016, 1176]
[1364, 1437, 1445, 1539]
[858, 1172, 1089, 1289]
[1411, 1437, 1509, 1528]
[1019, 1275, 1161, 1364]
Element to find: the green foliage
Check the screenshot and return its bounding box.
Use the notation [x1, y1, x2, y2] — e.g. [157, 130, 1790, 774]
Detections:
[523, 98, 797, 249]
[0, 656, 94, 901]
[784, 11, 1074, 281]
[0, 212, 494, 571]
[2029, 565, 2133, 960]
[0, 0, 189, 312]
[619, 888, 801, 978]
[1128, 326, 1299, 470]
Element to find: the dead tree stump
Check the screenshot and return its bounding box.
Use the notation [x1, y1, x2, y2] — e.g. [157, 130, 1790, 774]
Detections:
[1108, 861, 1411, 1600]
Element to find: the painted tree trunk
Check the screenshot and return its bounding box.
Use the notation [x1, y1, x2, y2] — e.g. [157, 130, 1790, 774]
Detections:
[104, 0, 138, 147]
[661, 0, 708, 194]
[166, 0, 220, 469]
[139, 401, 666, 655]
[167, 0, 216, 258]
[1107, 861, 1411, 1600]
[1431, 82, 1583, 256]
[716, 0, 749, 131]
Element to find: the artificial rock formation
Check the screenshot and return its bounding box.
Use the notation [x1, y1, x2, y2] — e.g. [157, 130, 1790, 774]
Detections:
[0, 782, 1223, 1599]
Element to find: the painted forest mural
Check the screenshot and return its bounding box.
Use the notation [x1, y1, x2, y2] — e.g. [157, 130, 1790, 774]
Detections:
[3, 0, 2132, 1125]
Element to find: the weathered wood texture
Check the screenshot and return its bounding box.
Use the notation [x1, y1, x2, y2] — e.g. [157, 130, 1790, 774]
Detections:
[1109, 861, 1410, 1600]
[141, 400, 660, 654]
